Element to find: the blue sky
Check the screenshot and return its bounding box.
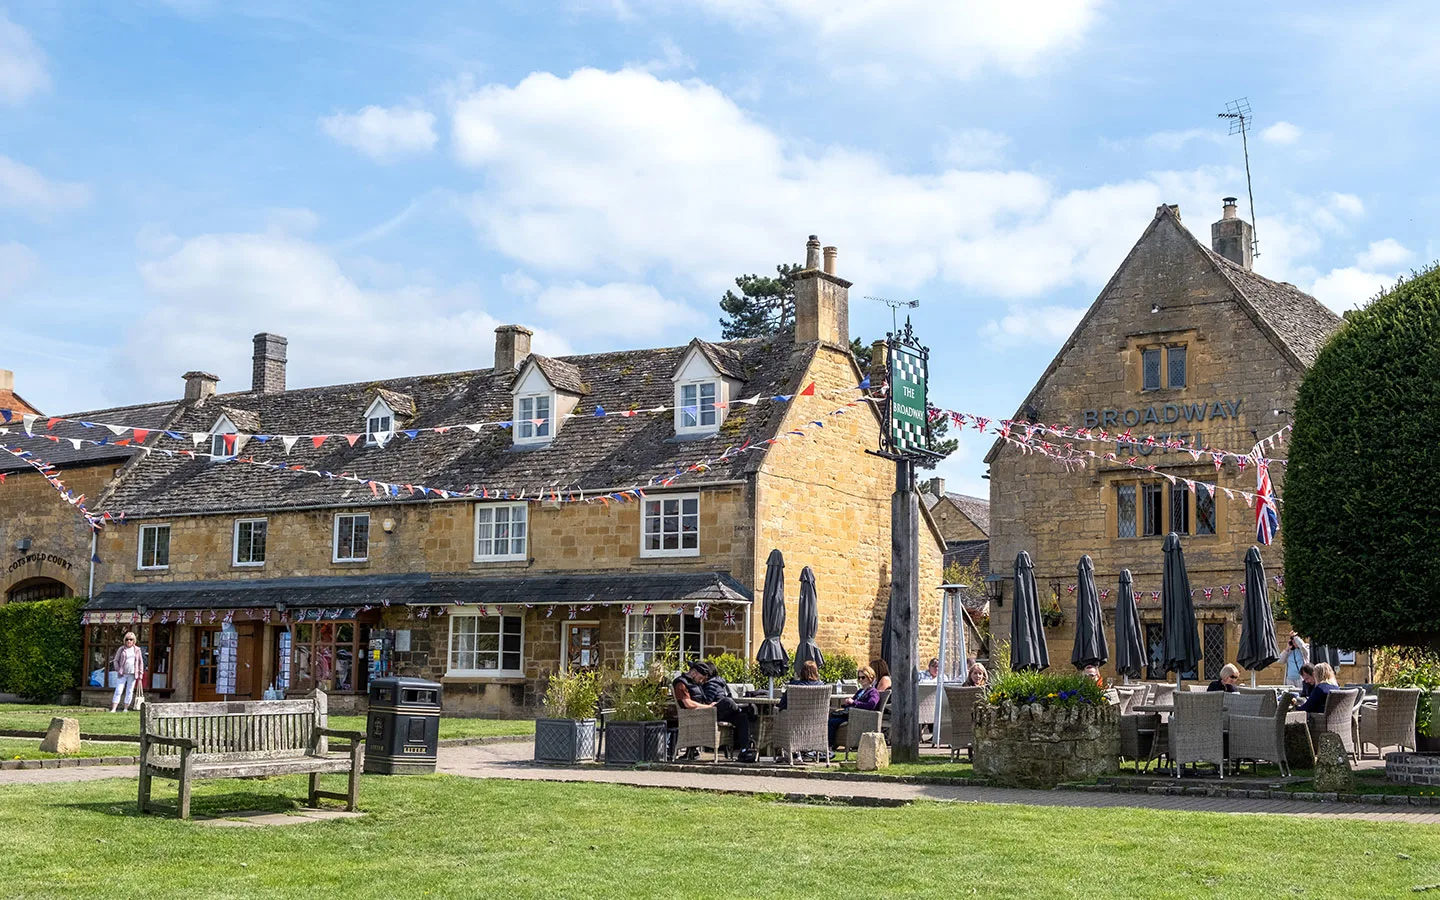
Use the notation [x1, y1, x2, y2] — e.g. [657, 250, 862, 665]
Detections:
[3, 1, 1436, 496]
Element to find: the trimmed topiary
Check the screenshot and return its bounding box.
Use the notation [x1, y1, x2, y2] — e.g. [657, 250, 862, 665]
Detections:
[1284, 264, 1440, 650]
[0, 597, 84, 701]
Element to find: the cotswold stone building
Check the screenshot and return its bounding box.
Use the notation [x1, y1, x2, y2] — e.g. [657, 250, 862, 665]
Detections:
[987, 200, 1350, 683]
[75, 238, 944, 712]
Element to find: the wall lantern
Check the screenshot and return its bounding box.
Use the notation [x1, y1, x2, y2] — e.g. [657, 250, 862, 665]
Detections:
[984, 574, 1008, 607]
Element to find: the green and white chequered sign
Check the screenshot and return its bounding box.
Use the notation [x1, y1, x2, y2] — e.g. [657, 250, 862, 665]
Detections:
[889, 343, 929, 455]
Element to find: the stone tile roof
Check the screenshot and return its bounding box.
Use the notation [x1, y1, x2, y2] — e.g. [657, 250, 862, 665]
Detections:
[214, 405, 262, 434]
[944, 539, 989, 574]
[1203, 248, 1341, 367]
[99, 337, 815, 517]
[373, 388, 417, 420]
[0, 399, 177, 474]
[86, 571, 752, 610]
[528, 355, 591, 396]
[921, 491, 990, 536]
[691, 339, 747, 380]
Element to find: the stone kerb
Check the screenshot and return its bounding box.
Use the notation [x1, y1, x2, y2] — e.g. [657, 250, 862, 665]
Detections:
[973, 700, 1120, 789]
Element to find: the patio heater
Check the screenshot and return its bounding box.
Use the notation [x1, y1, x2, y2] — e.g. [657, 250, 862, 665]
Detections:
[932, 584, 968, 747]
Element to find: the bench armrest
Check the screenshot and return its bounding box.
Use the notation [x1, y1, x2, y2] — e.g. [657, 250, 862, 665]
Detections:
[145, 734, 197, 750]
[316, 727, 365, 742]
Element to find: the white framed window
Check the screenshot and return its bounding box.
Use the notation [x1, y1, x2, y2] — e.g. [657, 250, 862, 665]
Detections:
[138, 524, 171, 570]
[474, 503, 528, 561]
[676, 380, 720, 433]
[233, 518, 267, 566]
[209, 415, 237, 460]
[333, 513, 370, 562]
[448, 613, 524, 676]
[515, 393, 552, 443]
[641, 493, 699, 557]
[364, 398, 394, 447]
[625, 613, 702, 675]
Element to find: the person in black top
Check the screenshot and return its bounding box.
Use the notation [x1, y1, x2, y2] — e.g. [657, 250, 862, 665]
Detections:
[1207, 663, 1241, 692]
[1295, 662, 1341, 713]
[780, 659, 824, 710]
[672, 660, 757, 762]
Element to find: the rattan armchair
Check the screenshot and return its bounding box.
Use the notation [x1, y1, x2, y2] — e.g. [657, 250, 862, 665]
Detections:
[1148, 683, 1176, 707]
[1308, 688, 1360, 761]
[839, 689, 890, 760]
[1169, 691, 1226, 778]
[1119, 712, 1160, 771]
[1358, 687, 1421, 758]
[774, 684, 832, 765]
[943, 685, 984, 761]
[1222, 692, 1265, 718]
[675, 705, 734, 763]
[1237, 686, 1279, 717]
[1228, 693, 1294, 776]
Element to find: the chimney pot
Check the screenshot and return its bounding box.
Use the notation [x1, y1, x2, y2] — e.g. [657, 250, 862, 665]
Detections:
[494, 325, 534, 372]
[822, 245, 838, 276]
[183, 371, 220, 403]
[251, 332, 288, 394]
[1222, 197, 1238, 219]
[805, 235, 822, 270]
[1211, 198, 1254, 270]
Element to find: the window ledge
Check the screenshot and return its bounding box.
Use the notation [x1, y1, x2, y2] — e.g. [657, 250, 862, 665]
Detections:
[442, 675, 527, 685]
[470, 558, 531, 569]
[633, 553, 701, 564]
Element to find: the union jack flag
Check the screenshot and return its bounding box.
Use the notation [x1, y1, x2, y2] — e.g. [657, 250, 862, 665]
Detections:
[1255, 460, 1280, 545]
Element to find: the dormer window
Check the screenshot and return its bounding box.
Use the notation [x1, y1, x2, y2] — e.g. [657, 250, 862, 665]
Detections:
[509, 354, 586, 447]
[677, 381, 719, 433]
[364, 398, 394, 447]
[515, 393, 552, 443]
[671, 339, 741, 438]
[209, 415, 237, 460]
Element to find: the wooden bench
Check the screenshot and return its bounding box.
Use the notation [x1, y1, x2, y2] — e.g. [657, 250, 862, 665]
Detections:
[138, 689, 363, 820]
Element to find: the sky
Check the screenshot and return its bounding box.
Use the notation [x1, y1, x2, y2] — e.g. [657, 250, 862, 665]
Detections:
[3, 1, 1437, 497]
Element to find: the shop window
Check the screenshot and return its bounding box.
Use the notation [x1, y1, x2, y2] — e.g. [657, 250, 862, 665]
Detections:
[288, 621, 365, 693]
[448, 614, 524, 676]
[474, 503, 527, 561]
[1116, 484, 1137, 538]
[1170, 484, 1190, 534]
[85, 623, 174, 692]
[625, 612, 702, 675]
[138, 524, 171, 569]
[233, 518, 267, 566]
[1141, 348, 1162, 391]
[333, 513, 369, 562]
[1195, 483, 1217, 535]
[677, 380, 720, 433]
[1141, 484, 1164, 537]
[641, 494, 700, 557]
[1167, 345, 1187, 388]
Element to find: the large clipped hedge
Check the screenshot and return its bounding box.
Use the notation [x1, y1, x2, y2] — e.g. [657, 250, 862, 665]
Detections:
[1284, 264, 1440, 650]
[0, 597, 85, 701]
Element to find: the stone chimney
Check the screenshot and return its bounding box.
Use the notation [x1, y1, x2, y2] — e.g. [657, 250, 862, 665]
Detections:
[924, 476, 945, 498]
[1211, 196, 1254, 269]
[867, 340, 888, 392]
[793, 235, 851, 348]
[494, 325, 533, 372]
[0, 369, 12, 393]
[183, 371, 220, 403]
[251, 332, 288, 394]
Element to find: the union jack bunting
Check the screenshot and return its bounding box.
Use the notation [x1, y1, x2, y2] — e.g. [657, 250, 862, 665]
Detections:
[643, 604, 653, 616]
[723, 609, 736, 626]
[1220, 586, 1231, 598]
[1239, 585, 1246, 595]
[1255, 460, 1280, 545]
[546, 606, 555, 618]
[1203, 588, 1213, 600]
[1099, 590, 1110, 601]
[1150, 591, 1160, 601]
[621, 604, 633, 615]
[568, 607, 577, 619]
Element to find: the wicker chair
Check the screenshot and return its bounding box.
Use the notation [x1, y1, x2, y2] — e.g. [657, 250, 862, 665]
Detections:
[1119, 712, 1160, 772]
[1358, 687, 1421, 758]
[675, 705, 734, 763]
[918, 683, 947, 739]
[774, 684, 833, 765]
[1307, 688, 1360, 761]
[1148, 683, 1176, 708]
[1186, 683, 1211, 692]
[1229, 693, 1294, 776]
[839, 689, 890, 760]
[1237, 686, 1279, 717]
[1169, 691, 1226, 778]
[943, 685, 984, 761]
[1222, 692, 1265, 718]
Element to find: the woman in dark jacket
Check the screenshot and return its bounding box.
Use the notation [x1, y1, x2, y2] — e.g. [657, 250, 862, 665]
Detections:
[1207, 663, 1240, 693]
[828, 666, 882, 749]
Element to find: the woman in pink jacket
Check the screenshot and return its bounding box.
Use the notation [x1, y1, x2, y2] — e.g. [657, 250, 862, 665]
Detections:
[109, 632, 145, 712]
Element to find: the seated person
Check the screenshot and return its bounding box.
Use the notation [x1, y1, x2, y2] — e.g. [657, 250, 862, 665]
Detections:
[780, 659, 824, 710]
[869, 659, 893, 693]
[1082, 665, 1103, 686]
[1294, 662, 1340, 713]
[919, 658, 940, 682]
[965, 662, 988, 687]
[1207, 663, 1241, 692]
[1297, 662, 1317, 698]
[673, 660, 757, 762]
[828, 666, 883, 749]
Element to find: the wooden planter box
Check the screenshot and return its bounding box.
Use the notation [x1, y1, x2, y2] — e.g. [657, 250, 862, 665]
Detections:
[534, 718, 598, 763]
[973, 701, 1119, 789]
[604, 720, 669, 765]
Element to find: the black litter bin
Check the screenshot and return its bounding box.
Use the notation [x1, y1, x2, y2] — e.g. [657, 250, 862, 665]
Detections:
[365, 676, 442, 774]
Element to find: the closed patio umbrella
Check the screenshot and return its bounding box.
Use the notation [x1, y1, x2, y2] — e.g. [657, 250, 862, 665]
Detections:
[756, 549, 789, 694]
[1070, 555, 1108, 669]
[1161, 532, 1201, 685]
[1311, 643, 1341, 670]
[1237, 546, 1281, 686]
[1010, 551, 1050, 671]
[793, 566, 824, 677]
[1113, 569, 1145, 682]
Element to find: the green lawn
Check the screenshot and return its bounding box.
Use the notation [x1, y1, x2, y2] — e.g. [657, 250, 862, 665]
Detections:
[0, 704, 534, 741]
[0, 737, 140, 760]
[0, 774, 1437, 898]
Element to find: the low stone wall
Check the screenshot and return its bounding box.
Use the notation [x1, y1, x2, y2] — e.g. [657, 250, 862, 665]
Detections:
[974, 701, 1120, 789]
[1386, 751, 1440, 786]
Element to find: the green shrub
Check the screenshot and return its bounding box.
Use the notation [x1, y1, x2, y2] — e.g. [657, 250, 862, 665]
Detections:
[606, 664, 670, 722]
[0, 597, 84, 702]
[986, 670, 1104, 709]
[1380, 649, 1440, 737]
[706, 652, 750, 686]
[1285, 264, 1440, 649]
[818, 652, 859, 684]
[541, 669, 602, 720]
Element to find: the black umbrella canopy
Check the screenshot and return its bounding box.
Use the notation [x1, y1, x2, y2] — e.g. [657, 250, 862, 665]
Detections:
[1312, 643, 1342, 670]
[756, 549, 789, 677]
[1070, 555, 1108, 669]
[1010, 551, 1050, 672]
[1113, 569, 1146, 679]
[793, 566, 824, 677]
[1237, 546, 1281, 672]
[1161, 533, 1201, 678]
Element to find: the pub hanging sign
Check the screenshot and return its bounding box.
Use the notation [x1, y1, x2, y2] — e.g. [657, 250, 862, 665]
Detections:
[886, 319, 938, 459]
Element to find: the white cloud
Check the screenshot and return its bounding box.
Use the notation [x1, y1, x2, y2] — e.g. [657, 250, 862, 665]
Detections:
[1143, 129, 1224, 152]
[533, 282, 705, 339]
[501, 270, 540, 296]
[629, 38, 695, 74]
[0, 11, 48, 104]
[1309, 267, 1394, 313]
[0, 154, 89, 215]
[980, 305, 1086, 348]
[939, 128, 1010, 168]
[0, 241, 38, 295]
[1357, 237, 1412, 270]
[1261, 121, 1302, 145]
[319, 105, 438, 161]
[122, 232, 569, 398]
[1328, 192, 1364, 217]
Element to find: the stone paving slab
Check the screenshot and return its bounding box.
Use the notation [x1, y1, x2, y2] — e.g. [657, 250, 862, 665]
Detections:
[195, 808, 365, 828]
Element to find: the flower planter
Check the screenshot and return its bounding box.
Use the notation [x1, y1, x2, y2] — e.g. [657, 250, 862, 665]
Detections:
[604, 720, 669, 765]
[973, 701, 1119, 788]
[534, 717, 598, 763]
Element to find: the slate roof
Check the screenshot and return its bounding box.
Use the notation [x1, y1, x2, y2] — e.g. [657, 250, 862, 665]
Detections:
[86, 571, 752, 611]
[1203, 248, 1341, 367]
[922, 491, 990, 536]
[528, 355, 591, 396]
[99, 337, 815, 517]
[944, 539, 990, 574]
[373, 388, 417, 420]
[692, 339, 747, 380]
[0, 399, 178, 474]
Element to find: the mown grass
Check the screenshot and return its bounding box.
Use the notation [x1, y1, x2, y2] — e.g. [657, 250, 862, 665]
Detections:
[0, 737, 140, 760]
[0, 773, 1437, 899]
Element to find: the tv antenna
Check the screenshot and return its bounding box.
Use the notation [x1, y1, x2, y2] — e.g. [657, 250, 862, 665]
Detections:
[865, 295, 919, 334]
[1217, 97, 1260, 259]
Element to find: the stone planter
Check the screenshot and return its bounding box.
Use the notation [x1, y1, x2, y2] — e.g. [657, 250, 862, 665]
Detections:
[1416, 734, 1440, 754]
[973, 701, 1119, 788]
[604, 720, 668, 765]
[534, 718, 598, 763]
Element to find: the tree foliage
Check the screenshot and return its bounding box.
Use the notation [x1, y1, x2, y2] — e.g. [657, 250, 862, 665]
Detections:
[1283, 264, 1440, 650]
[718, 263, 801, 339]
[0, 597, 84, 701]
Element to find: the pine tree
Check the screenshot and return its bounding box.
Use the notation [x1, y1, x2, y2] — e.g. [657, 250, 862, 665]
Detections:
[718, 263, 801, 338]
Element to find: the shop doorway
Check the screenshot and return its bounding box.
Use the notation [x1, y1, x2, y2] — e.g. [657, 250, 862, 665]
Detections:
[563, 622, 601, 672]
[194, 623, 260, 701]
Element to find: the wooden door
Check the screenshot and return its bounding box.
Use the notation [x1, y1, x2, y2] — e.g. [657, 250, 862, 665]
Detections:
[194, 627, 220, 701]
[194, 624, 260, 700]
[566, 624, 601, 672]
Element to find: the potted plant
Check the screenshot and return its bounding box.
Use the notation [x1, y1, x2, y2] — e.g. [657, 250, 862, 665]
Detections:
[603, 663, 671, 766]
[1040, 598, 1065, 628]
[973, 670, 1119, 788]
[534, 669, 601, 763]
